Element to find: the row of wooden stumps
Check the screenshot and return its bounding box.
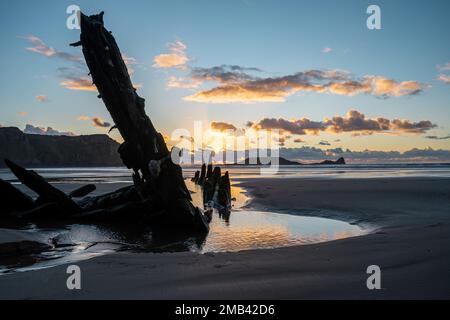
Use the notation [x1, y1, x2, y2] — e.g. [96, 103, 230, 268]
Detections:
[191, 164, 232, 220]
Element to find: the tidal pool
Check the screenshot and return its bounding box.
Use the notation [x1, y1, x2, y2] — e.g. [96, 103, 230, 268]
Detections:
[0, 176, 366, 274]
[187, 180, 365, 253]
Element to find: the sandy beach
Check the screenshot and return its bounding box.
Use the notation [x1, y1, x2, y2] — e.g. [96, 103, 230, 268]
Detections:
[0, 176, 449, 299]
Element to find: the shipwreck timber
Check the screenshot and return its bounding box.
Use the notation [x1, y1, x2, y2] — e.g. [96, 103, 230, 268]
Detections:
[0, 12, 233, 234]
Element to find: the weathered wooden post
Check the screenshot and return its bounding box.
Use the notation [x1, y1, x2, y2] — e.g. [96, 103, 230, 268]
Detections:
[198, 163, 206, 185]
[71, 12, 208, 232]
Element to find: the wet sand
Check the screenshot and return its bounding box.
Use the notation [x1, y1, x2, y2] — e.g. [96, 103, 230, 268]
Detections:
[1, 176, 450, 299]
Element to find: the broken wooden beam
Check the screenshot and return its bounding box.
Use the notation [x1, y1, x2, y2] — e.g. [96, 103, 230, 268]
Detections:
[4, 159, 81, 216]
[0, 178, 35, 216]
[75, 12, 207, 232]
[69, 184, 96, 198]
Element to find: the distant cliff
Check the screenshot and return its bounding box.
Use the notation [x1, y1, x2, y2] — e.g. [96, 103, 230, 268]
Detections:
[0, 127, 123, 167]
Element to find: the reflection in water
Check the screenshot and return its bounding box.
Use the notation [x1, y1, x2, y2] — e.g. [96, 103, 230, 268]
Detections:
[0, 174, 365, 274]
[196, 210, 364, 253]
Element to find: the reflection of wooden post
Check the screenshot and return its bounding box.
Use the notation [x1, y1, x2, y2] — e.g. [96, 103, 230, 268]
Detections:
[191, 171, 200, 183]
[72, 12, 207, 232]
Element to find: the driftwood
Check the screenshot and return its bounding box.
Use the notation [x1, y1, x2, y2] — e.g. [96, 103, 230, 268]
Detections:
[0, 11, 213, 234]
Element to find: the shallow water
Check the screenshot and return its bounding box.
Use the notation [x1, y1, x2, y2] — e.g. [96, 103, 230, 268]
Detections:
[0, 167, 367, 274]
[1, 163, 449, 184]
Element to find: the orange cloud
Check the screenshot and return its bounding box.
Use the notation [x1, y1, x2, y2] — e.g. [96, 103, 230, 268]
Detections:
[364, 76, 425, 97]
[60, 77, 97, 91]
[36, 95, 49, 102]
[182, 69, 425, 103]
[185, 84, 294, 103]
[153, 41, 189, 69]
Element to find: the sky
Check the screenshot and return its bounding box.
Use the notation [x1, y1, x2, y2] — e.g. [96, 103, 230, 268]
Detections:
[0, 0, 449, 162]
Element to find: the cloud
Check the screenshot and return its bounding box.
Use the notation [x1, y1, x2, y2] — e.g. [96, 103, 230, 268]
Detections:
[390, 119, 436, 134]
[167, 76, 202, 89]
[18, 111, 28, 116]
[57, 55, 140, 92]
[293, 138, 305, 143]
[211, 121, 238, 132]
[191, 65, 262, 84]
[92, 117, 111, 128]
[60, 77, 97, 91]
[324, 110, 391, 134]
[362, 76, 424, 97]
[23, 36, 97, 92]
[252, 117, 325, 135]
[153, 40, 189, 69]
[22, 35, 81, 62]
[58, 67, 96, 92]
[24, 124, 75, 136]
[438, 63, 450, 72]
[436, 62, 450, 84]
[278, 146, 450, 163]
[425, 134, 450, 140]
[183, 69, 425, 103]
[249, 109, 436, 136]
[23, 35, 139, 92]
[172, 64, 261, 93]
[322, 47, 333, 53]
[318, 140, 331, 146]
[438, 74, 450, 84]
[78, 116, 112, 128]
[36, 95, 49, 102]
